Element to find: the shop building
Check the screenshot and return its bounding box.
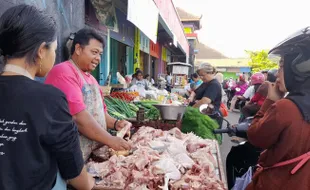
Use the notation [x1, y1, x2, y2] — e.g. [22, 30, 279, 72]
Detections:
[0, 0, 189, 85]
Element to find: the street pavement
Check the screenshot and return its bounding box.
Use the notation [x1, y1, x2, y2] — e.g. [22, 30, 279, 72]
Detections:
[219, 111, 240, 175]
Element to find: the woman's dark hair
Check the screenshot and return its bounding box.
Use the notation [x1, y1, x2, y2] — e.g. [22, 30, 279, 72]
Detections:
[71, 28, 105, 55]
[0, 4, 57, 66]
[144, 74, 150, 78]
[191, 73, 199, 79]
[136, 70, 143, 76]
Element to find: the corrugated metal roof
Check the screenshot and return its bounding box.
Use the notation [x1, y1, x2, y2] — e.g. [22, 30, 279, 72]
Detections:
[195, 58, 251, 68]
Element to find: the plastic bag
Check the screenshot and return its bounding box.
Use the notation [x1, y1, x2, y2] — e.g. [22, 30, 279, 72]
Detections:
[153, 157, 181, 190]
[220, 103, 229, 117]
[233, 166, 253, 190]
[129, 85, 146, 97]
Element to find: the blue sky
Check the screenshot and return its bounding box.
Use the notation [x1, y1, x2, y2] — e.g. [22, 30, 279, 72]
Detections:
[174, 0, 310, 58]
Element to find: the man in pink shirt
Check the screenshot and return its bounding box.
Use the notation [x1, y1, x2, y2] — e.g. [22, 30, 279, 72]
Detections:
[45, 28, 131, 161]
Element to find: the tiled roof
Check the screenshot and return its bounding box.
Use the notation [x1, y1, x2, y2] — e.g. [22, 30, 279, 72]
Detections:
[176, 7, 201, 21]
[195, 43, 227, 59]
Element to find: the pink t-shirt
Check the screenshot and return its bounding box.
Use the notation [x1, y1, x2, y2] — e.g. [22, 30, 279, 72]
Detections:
[45, 61, 107, 115]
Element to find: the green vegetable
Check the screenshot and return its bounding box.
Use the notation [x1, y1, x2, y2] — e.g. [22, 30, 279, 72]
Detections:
[139, 100, 160, 104]
[105, 97, 136, 119]
[146, 106, 160, 120]
[128, 103, 139, 112]
[181, 107, 222, 144]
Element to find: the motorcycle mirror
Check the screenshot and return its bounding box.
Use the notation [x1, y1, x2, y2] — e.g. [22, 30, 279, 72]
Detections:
[199, 104, 215, 115]
[199, 104, 209, 113]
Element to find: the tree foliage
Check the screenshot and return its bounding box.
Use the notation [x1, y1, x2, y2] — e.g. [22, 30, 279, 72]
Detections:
[246, 50, 278, 73]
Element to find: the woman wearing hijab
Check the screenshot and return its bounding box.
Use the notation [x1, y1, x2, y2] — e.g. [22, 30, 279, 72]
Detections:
[0, 5, 93, 190]
[246, 27, 310, 190]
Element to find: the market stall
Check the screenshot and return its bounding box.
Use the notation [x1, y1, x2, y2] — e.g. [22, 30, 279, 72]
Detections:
[167, 62, 192, 96]
[85, 92, 227, 189]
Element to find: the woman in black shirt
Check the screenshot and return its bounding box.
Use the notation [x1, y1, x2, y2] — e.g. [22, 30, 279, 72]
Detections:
[189, 63, 222, 125]
[0, 5, 93, 190]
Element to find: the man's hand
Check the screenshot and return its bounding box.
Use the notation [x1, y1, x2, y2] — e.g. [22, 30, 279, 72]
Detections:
[88, 174, 95, 189]
[109, 136, 132, 151]
[115, 120, 132, 131]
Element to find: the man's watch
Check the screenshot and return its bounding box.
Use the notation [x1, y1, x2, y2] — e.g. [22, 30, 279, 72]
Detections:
[113, 119, 119, 131]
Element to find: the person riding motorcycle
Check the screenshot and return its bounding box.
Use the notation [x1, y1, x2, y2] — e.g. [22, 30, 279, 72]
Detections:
[246, 27, 310, 190]
[241, 69, 278, 119]
[229, 74, 248, 111]
[236, 72, 265, 104]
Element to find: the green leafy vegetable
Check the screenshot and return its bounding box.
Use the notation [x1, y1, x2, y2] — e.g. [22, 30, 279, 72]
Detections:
[146, 106, 160, 120]
[182, 107, 222, 144]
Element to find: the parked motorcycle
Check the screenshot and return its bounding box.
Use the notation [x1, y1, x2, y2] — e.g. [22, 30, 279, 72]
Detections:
[200, 104, 261, 189]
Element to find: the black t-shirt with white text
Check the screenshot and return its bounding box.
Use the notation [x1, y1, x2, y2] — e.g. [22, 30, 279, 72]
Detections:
[0, 76, 84, 190]
[195, 79, 222, 111]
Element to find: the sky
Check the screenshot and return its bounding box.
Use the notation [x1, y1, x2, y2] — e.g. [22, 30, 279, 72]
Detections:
[173, 0, 310, 58]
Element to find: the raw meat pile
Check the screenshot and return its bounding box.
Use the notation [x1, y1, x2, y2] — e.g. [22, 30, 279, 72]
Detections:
[87, 127, 226, 190]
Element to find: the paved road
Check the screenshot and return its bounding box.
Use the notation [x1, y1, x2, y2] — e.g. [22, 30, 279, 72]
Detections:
[219, 111, 240, 174]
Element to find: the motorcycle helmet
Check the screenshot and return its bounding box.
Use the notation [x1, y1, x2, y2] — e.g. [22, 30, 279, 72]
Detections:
[261, 69, 269, 74]
[269, 26, 310, 91]
[239, 74, 245, 82]
[251, 72, 265, 85]
[267, 68, 278, 82]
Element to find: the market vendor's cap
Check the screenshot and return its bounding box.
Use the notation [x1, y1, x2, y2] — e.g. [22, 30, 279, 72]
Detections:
[197, 62, 216, 74]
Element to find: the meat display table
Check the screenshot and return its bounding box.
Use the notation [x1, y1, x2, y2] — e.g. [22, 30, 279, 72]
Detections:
[128, 118, 228, 189]
[212, 139, 228, 189]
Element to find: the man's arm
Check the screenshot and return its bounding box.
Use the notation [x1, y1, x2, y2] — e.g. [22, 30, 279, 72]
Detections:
[73, 110, 131, 151]
[105, 112, 117, 129]
[73, 110, 114, 147]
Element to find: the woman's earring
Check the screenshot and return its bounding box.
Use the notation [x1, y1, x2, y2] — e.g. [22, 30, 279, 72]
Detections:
[39, 60, 42, 74]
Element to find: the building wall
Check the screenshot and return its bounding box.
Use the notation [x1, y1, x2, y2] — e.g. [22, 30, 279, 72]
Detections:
[0, 0, 85, 64]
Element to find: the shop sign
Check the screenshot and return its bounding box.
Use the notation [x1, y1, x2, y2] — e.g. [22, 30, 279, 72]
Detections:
[134, 28, 140, 71]
[127, 0, 159, 43]
[172, 66, 189, 75]
[184, 27, 192, 34]
[153, 0, 189, 56]
[140, 31, 150, 54]
[150, 40, 160, 58]
[173, 33, 177, 47]
[240, 67, 251, 73]
[166, 49, 171, 63]
[110, 8, 135, 47]
[161, 47, 167, 62]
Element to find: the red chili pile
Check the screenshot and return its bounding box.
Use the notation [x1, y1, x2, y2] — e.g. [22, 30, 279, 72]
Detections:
[110, 92, 138, 102]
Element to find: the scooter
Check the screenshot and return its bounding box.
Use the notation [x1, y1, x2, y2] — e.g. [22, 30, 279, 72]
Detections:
[199, 104, 262, 190]
[227, 87, 247, 111]
[225, 87, 235, 109]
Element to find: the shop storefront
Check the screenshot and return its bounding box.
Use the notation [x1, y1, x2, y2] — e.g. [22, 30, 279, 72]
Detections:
[85, 0, 111, 85]
[161, 47, 168, 74]
[150, 41, 160, 80]
[140, 32, 150, 75]
[109, 8, 135, 84]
